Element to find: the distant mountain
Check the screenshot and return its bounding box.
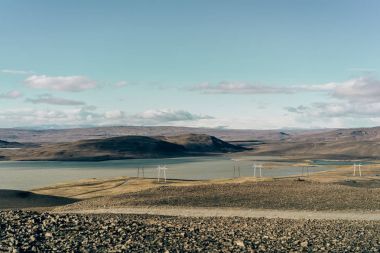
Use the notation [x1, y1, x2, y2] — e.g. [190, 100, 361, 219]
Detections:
[254, 126, 380, 159]
[0, 140, 24, 148]
[77, 136, 186, 155]
[0, 126, 324, 143]
[285, 126, 380, 143]
[161, 134, 246, 153]
[3, 125, 380, 160]
[2, 134, 246, 161]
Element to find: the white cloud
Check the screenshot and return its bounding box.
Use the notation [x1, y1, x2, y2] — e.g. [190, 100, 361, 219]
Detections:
[114, 81, 128, 88]
[189, 77, 380, 99]
[25, 75, 96, 92]
[286, 77, 380, 123]
[0, 104, 354, 129]
[191, 77, 380, 127]
[331, 77, 380, 102]
[1, 69, 34, 75]
[164, 115, 297, 130]
[135, 109, 213, 123]
[190, 81, 295, 94]
[0, 107, 217, 128]
[287, 102, 380, 118]
[105, 110, 125, 119]
[26, 94, 85, 106]
[0, 90, 23, 99]
[3, 75, 380, 129]
[0, 107, 102, 128]
[189, 81, 338, 94]
[297, 82, 338, 92]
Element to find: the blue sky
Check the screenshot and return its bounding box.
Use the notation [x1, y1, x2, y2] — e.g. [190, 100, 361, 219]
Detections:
[1, 0, 380, 129]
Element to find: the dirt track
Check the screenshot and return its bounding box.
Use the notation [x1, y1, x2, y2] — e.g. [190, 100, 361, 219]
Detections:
[60, 206, 380, 221]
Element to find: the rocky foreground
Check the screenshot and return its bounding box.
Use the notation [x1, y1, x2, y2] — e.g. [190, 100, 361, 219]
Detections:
[1, 211, 380, 252]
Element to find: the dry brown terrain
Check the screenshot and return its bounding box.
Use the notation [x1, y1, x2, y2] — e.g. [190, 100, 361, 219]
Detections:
[33, 177, 265, 200]
[0, 134, 245, 161]
[56, 179, 380, 212]
[0, 158, 376, 216]
[28, 163, 380, 213]
[0, 190, 76, 210]
[254, 140, 380, 159]
[3, 126, 380, 159]
[0, 126, 310, 143]
[251, 126, 380, 159]
[3, 161, 380, 251]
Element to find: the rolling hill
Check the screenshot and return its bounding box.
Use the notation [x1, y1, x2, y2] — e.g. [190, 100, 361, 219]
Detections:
[2, 126, 380, 159]
[0, 134, 246, 161]
[0, 126, 326, 143]
[160, 134, 247, 152]
[253, 127, 380, 159]
[0, 140, 24, 148]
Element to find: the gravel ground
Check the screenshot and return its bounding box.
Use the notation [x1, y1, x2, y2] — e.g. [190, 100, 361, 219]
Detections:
[1, 210, 380, 252]
[67, 206, 380, 221]
[58, 180, 380, 212]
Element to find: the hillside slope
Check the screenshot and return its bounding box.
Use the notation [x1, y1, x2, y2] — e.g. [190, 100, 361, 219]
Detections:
[0, 126, 326, 143]
[1, 134, 246, 161]
[161, 134, 246, 152]
[285, 127, 380, 143]
[0, 140, 24, 148]
[253, 127, 380, 159]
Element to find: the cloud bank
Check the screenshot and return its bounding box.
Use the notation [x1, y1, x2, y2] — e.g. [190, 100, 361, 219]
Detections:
[0, 90, 22, 99]
[1, 69, 34, 75]
[135, 109, 213, 123]
[0, 107, 214, 128]
[285, 77, 380, 126]
[25, 75, 96, 92]
[331, 77, 380, 102]
[189, 81, 336, 94]
[26, 94, 86, 106]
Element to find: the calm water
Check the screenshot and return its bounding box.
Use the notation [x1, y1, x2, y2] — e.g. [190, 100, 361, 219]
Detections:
[0, 156, 335, 190]
[312, 159, 375, 166]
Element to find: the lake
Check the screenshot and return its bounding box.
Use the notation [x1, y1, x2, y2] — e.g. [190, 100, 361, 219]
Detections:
[0, 156, 336, 190]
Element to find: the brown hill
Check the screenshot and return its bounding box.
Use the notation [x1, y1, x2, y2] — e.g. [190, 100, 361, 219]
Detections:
[0, 140, 24, 148]
[77, 136, 186, 154]
[284, 126, 380, 143]
[161, 134, 246, 152]
[0, 190, 77, 209]
[253, 126, 380, 159]
[0, 126, 324, 143]
[2, 134, 245, 161]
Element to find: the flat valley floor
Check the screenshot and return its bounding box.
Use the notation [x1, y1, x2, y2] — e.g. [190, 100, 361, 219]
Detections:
[1, 163, 380, 252]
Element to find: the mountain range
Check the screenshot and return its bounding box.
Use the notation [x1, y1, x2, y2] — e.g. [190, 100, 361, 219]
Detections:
[0, 134, 246, 161]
